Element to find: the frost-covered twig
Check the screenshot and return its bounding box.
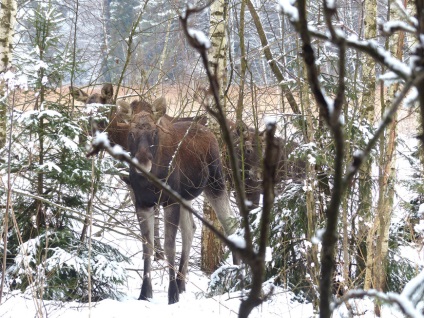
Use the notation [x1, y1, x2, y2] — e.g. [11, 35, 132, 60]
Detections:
[278, 3, 413, 82]
[180, 5, 252, 246]
[345, 76, 419, 183]
[86, 133, 246, 257]
[333, 289, 424, 318]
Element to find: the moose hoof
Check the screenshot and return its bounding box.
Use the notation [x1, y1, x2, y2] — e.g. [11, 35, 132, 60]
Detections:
[168, 280, 179, 304]
[139, 278, 153, 300]
[154, 250, 165, 261]
[177, 277, 186, 294]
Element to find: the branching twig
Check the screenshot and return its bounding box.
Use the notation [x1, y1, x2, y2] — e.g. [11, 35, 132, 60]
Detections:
[332, 289, 424, 318]
[86, 136, 245, 257]
[179, 2, 253, 255]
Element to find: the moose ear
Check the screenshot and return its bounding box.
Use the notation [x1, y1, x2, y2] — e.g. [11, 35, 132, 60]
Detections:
[101, 83, 114, 99]
[116, 100, 132, 123]
[69, 86, 89, 103]
[156, 115, 172, 134]
[152, 97, 167, 120]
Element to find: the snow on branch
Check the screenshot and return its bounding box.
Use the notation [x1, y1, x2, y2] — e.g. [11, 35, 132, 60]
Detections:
[333, 289, 424, 318]
[86, 131, 245, 258]
[277, 0, 299, 22]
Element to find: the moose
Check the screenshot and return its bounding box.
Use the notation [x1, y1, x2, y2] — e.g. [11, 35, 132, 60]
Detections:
[71, 84, 207, 259]
[128, 111, 238, 304]
[227, 120, 306, 210]
[72, 84, 239, 304]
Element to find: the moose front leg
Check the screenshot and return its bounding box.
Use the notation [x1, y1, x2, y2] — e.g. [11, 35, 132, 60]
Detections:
[163, 204, 181, 304]
[136, 205, 155, 300]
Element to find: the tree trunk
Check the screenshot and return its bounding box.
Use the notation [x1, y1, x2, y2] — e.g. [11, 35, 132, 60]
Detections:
[100, 0, 112, 82]
[0, 0, 17, 303]
[201, 201, 225, 274]
[0, 0, 17, 149]
[201, 0, 228, 272]
[300, 52, 320, 311]
[360, 0, 377, 291]
[245, 0, 300, 115]
[372, 2, 405, 315]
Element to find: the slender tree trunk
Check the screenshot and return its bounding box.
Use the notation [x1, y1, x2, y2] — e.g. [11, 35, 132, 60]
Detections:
[0, 1, 16, 303]
[201, 0, 228, 272]
[361, 0, 377, 291]
[245, 0, 300, 115]
[0, 0, 17, 149]
[299, 49, 320, 310]
[236, 0, 247, 126]
[155, 16, 172, 88]
[201, 201, 225, 274]
[101, 0, 112, 83]
[372, 1, 405, 315]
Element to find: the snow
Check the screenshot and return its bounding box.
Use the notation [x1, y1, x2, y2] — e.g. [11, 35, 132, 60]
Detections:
[278, 0, 299, 22]
[0, 286, 316, 318]
[418, 203, 424, 215]
[263, 115, 277, 127]
[187, 28, 211, 49]
[312, 228, 325, 244]
[325, 0, 336, 9]
[382, 20, 416, 34]
[111, 144, 127, 156]
[93, 131, 111, 148]
[228, 233, 246, 249]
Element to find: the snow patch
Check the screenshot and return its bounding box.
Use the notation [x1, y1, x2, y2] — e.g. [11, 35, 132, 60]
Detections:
[188, 28, 211, 49]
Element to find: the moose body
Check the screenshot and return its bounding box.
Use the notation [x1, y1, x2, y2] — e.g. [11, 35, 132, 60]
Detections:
[228, 121, 307, 209]
[128, 111, 238, 304]
[228, 121, 263, 209]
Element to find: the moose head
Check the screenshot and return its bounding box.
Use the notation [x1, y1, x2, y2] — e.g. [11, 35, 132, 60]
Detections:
[70, 83, 114, 105]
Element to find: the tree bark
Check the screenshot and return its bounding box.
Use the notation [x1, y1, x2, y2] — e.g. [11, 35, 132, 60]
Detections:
[372, 3, 405, 315]
[201, 0, 228, 272]
[201, 201, 225, 274]
[100, 0, 112, 82]
[361, 0, 377, 291]
[0, 0, 17, 149]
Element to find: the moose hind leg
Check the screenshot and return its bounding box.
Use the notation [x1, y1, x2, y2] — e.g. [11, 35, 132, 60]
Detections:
[163, 204, 181, 304]
[177, 201, 196, 293]
[204, 188, 241, 265]
[154, 205, 165, 260]
[204, 188, 238, 237]
[136, 206, 155, 301]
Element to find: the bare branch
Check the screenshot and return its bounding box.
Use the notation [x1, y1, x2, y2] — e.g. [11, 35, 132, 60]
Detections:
[86, 134, 249, 258]
[333, 289, 424, 318]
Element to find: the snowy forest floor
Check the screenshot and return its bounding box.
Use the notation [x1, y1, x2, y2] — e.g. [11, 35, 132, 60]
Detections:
[1, 95, 422, 317]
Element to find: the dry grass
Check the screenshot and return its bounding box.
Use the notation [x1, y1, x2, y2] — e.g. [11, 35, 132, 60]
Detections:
[8, 83, 419, 138]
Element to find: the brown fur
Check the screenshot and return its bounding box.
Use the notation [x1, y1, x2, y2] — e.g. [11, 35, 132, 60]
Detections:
[227, 121, 306, 209]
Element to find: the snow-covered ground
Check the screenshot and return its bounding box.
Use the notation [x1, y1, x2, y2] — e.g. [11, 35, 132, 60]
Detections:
[0, 110, 421, 317]
[0, 271, 408, 318]
[0, 199, 411, 318]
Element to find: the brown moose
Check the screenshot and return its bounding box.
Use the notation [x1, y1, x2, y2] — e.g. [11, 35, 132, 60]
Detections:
[72, 84, 238, 304]
[127, 111, 238, 304]
[227, 120, 306, 210]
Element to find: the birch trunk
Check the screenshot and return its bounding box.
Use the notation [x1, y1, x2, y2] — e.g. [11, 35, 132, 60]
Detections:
[0, 0, 17, 149]
[201, 0, 228, 272]
[361, 0, 377, 290]
[100, 0, 112, 82]
[373, 2, 405, 311]
[301, 65, 320, 311]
